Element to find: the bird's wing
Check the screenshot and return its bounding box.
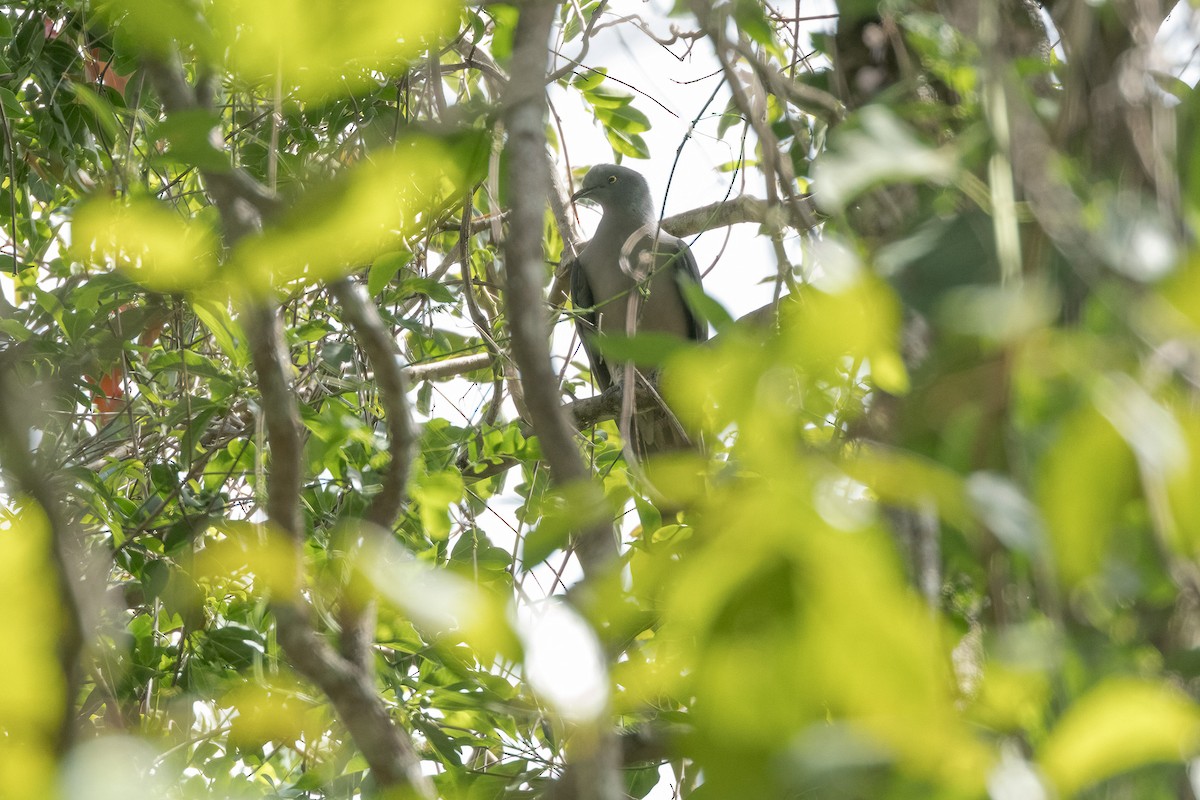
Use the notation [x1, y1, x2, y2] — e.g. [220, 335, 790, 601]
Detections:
[661, 235, 709, 344]
[567, 255, 613, 390]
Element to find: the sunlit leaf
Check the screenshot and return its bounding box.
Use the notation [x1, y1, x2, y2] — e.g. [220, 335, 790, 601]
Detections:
[93, 0, 218, 59]
[595, 103, 652, 135]
[678, 280, 734, 332]
[605, 128, 651, 160]
[231, 138, 467, 292]
[192, 522, 300, 598]
[1037, 407, 1138, 586]
[845, 446, 972, 530]
[72, 196, 219, 292]
[60, 738, 168, 800]
[522, 480, 610, 570]
[0, 502, 62, 800]
[780, 274, 909, 394]
[571, 67, 608, 92]
[410, 467, 465, 541]
[1040, 678, 1200, 797]
[355, 529, 520, 659]
[223, 677, 321, 747]
[192, 298, 251, 369]
[733, 0, 775, 47]
[938, 279, 1060, 343]
[208, 0, 460, 98]
[966, 471, 1045, 553]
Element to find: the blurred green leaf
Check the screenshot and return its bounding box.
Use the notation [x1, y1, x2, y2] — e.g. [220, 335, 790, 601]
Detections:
[733, 0, 775, 47]
[150, 109, 231, 172]
[1040, 679, 1200, 797]
[593, 331, 691, 367]
[813, 107, 957, 213]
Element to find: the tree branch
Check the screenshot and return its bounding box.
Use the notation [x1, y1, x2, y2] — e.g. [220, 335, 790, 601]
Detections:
[145, 51, 432, 798]
[501, 0, 618, 580]
[405, 352, 495, 382]
[660, 192, 820, 238]
[331, 278, 420, 530]
[271, 604, 430, 790]
[329, 277, 422, 670]
[502, 7, 621, 797]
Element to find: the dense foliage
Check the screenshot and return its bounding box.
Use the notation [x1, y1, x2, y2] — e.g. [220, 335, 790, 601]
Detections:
[3, 1, 1200, 798]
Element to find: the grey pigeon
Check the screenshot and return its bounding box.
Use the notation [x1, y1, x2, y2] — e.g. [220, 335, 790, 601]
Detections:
[566, 164, 708, 455]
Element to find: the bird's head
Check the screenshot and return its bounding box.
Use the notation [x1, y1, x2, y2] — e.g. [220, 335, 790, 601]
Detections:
[570, 164, 654, 220]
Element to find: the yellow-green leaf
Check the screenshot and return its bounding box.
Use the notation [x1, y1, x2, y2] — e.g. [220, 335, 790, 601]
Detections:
[1040, 678, 1200, 797]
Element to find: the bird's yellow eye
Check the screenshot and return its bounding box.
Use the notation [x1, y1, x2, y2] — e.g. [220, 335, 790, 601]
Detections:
[607, 175, 617, 184]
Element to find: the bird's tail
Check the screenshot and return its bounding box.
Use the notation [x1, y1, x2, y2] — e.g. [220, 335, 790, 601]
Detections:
[631, 404, 694, 459]
[616, 371, 698, 460]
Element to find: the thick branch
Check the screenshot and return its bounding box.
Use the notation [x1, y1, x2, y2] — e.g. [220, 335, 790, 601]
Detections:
[502, 0, 618, 578]
[405, 352, 494, 382]
[242, 305, 305, 536]
[660, 193, 820, 238]
[331, 278, 420, 530]
[329, 277, 421, 670]
[502, 11, 621, 797]
[243, 292, 430, 795]
[272, 604, 430, 790]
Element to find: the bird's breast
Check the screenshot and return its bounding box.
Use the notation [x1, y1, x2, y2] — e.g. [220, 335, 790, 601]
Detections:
[578, 232, 693, 341]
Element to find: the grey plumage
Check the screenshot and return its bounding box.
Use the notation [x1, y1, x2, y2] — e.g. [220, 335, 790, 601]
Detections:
[565, 164, 708, 454]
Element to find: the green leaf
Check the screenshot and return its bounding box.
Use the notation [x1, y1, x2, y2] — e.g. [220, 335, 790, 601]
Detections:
[1040, 679, 1200, 797]
[0, 87, 25, 119]
[595, 103, 652, 135]
[1037, 407, 1137, 586]
[624, 765, 662, 799]
[586, 83, 635, 109]
[201, 626, 265, 670]
[521, 482, 609, 570]
[0, 319, 32, 341]
[521, 519, 571, 571]
[70, 83, 123, 142]
[368, 250, 413, 295]
[812, 106, 958, 212]
[488, 3, 519, 63]
[593, 331, 690, 367]
[562, 1, 601, 42]
[411, 469, 464, 541]
[398, 276, 455, 304]
[571, 67, 608, 92]
[150, 109, 232, 172]
[678, 280, 733, 332]
[733, 0, 775, 47]
[604, 128, 650, 160]
[193, 299, 250, 369]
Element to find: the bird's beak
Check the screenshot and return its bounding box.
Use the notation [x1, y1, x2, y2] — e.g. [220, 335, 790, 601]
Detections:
[570, 186, 594, 204]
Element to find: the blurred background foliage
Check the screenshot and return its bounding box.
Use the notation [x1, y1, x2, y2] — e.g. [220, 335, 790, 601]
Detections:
[2, 0, 1200, 798]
